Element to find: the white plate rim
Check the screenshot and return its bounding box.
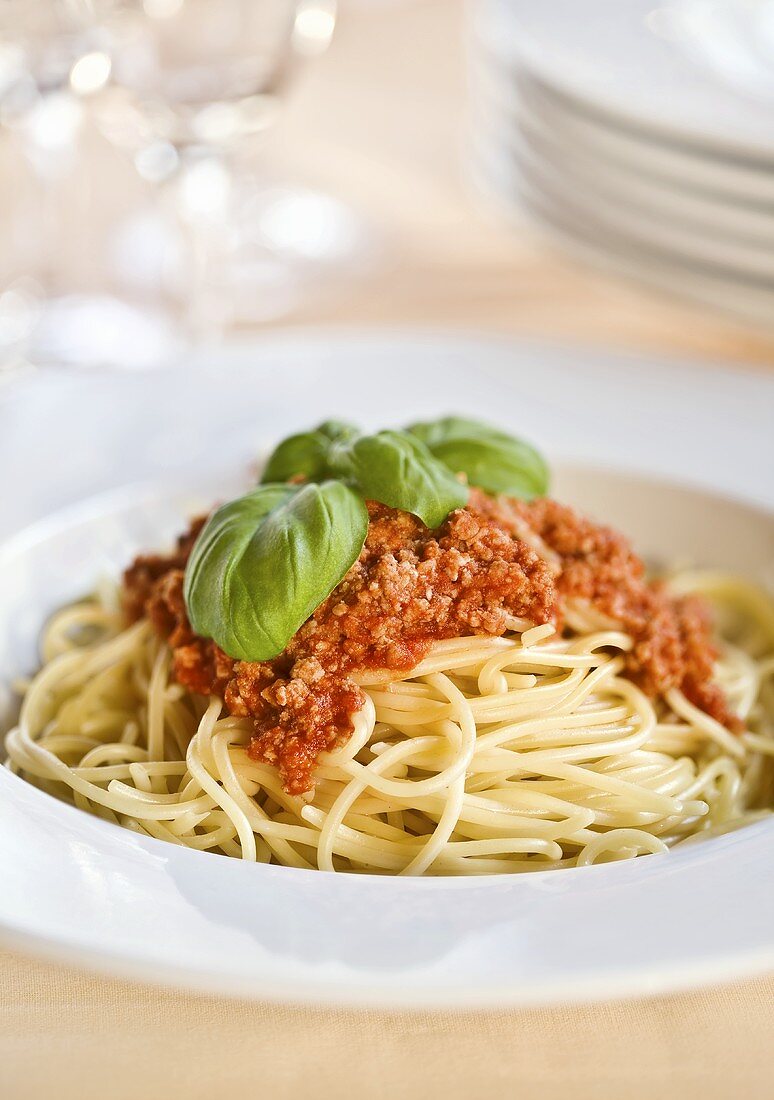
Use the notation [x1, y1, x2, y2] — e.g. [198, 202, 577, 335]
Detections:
[472, 0, 774, 163]
[497, 131, 774, 283]
[469, 64, 774, 241]
[472, 141, 774, 330]
[469, 39, 774, 207]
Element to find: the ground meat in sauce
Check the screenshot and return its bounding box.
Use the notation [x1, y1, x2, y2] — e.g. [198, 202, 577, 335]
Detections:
[123, 491, 739, 795]
[468, 489, 739, 730]
[125, 501, 556, 794]
[122, 517, 206, 625]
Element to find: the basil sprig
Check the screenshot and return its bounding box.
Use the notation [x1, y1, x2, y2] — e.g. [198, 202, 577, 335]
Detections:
[327, 431, 467, 528]
[185, 416, 549, 661]
[184, 481, 368, 661]
[407, 416, 549, 500]
[263, 423, 467, 528]
[262, 420, 359, 484]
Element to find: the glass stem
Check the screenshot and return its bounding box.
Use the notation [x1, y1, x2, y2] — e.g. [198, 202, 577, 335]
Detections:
[170, 151, 238, 344]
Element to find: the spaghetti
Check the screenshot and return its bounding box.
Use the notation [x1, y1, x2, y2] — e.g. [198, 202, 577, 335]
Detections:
[6, 570, 774, 874]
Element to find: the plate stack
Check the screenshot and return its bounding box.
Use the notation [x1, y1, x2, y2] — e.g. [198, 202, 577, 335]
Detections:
[469, 0, 774, 327]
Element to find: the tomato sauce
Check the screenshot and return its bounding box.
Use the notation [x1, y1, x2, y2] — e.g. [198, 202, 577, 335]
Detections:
[124, 492, 738, 794]
[470, 490, 739, 730]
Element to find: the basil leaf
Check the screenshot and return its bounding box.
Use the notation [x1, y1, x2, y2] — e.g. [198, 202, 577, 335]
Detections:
[261, 420, 360, 484]
[408, 416, 516, 450]
[184, 481, 368, 661]
[261, 432, 330, 483]
[330, 430, 468, 528]
[407, 416, 549, 500]
[316, 420, 359, 444]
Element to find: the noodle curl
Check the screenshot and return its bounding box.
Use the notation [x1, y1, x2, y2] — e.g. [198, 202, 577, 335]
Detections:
[6, 571, 773, 875]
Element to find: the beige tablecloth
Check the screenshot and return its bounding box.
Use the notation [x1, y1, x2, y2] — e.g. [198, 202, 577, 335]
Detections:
[3, 950, 773, 1099]
[2, 3, 773, 1097]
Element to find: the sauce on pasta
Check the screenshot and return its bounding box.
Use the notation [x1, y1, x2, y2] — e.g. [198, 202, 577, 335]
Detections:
[123, 492, 735, 795]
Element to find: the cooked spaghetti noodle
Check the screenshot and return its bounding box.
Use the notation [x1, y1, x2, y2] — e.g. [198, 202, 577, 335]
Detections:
[6, 571, 774, 874]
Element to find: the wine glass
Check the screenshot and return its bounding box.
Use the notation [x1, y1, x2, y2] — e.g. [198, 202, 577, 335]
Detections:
[0, 0, 184, 369]
[87, 0, 374, 341]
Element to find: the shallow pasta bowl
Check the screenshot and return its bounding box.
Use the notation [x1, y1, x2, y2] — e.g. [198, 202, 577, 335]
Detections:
[0, 466, 772, 1007]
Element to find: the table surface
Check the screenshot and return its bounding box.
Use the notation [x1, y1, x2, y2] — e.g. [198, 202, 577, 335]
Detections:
[2, 2, 773, 1097]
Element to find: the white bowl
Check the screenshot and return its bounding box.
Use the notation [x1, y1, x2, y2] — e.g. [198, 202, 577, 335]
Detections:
[1, 467, 772, 1007]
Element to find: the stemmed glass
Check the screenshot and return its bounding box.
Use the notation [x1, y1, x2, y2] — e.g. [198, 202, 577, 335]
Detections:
[0, 0, 373, 368]
[0, 1, 184, 369]
[88, 0, 373, 342]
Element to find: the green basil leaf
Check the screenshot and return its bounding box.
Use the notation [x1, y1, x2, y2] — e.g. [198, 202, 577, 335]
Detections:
[261, 420, 360, 484]
[407, 416, 549, 500]
[184, 481, 368, 661]
[261, 432, 330, 484]
[408, 416, 516, 450]
[329, 430, 468, 528]
[316, 420, 359, 444]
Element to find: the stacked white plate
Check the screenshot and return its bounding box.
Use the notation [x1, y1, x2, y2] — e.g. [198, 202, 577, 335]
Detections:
[469, 0, 774, 328]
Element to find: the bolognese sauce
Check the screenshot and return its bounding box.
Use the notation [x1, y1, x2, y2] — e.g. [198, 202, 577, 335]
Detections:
[470, 490, 738, 729]
[124, 491, 738, 795]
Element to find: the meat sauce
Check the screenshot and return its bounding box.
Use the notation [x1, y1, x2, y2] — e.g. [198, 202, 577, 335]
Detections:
[470, 490, 738, 730]
[123, 492, 738, 794]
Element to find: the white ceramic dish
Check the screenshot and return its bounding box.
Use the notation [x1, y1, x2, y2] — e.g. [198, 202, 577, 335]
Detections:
[474, 140, 774, 330]
[473, 0, 774, 162]
[1, 470, 773, 1007]
[470, 63, 774, 244]
[470, 48, 774, 209]
[512, 72, 774, 210]
[1, 334, 773, 1006]
[504, 132, 774, 283]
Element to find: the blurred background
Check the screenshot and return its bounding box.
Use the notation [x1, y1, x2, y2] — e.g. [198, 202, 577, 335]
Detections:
[1, 0, 774, 371]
